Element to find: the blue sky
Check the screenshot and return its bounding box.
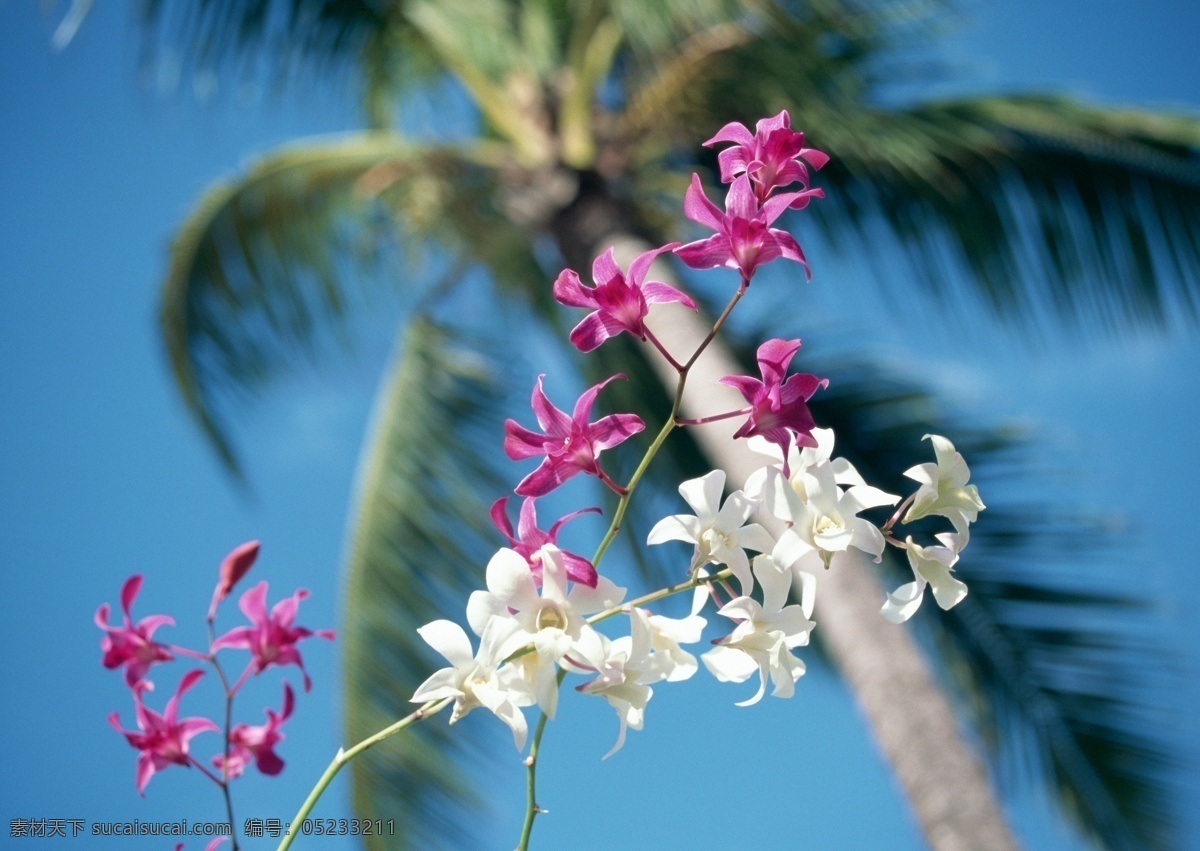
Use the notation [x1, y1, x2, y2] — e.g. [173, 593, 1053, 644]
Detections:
[2, 2, 1198, 849]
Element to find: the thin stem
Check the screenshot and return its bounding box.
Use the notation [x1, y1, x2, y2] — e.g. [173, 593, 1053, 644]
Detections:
[187, 755, 226, 788]
[674, 407, 751, 426]
[518, 285, 747, 848]
[881, 492, 917, 534]
[207, 620, 239, 851]
[275, 698, 453, 851]
[516, 671, 563, 851]
[644, 327, 684, 372]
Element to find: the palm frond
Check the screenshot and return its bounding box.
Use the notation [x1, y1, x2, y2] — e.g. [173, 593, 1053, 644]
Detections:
[158, 133, 516, 474]
[341, 317, 511, 850]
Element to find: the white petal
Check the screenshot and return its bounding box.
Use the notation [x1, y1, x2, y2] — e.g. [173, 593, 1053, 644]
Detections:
[679, 470, 725, 521]
[486, 548, 540, 609]
[880, 581, 925, 623]
[701, 645, 757, 683]
[753, 554, 791, 614]
[466, 590, 506, 637]
[568, 574, 627, 614]
[416, 620, 473, 668]
[411, 667, 463, 703]
[736, 523, 776, 555]
[830, 456, 866, 486]
[792, 569, 817, 620]
[647, 514, 701, 545]
[715, 490, 756, 531]
[929, 572, 968, 611]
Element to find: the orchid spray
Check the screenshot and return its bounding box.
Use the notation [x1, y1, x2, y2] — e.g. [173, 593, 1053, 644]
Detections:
[103, 114, 984, 849]
[99, 542, 334, 850]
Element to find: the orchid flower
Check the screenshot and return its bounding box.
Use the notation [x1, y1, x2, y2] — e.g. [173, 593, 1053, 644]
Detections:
[466, 545, 625, 718]
[646, 469, 775, 595]
[211, 581, 335, 692]
[96, 575, 176, 688]
[572, 609, 660, 758]
[675, 174, 821, 282]
[504, 374, 644, 497]
[553, 244, 694, 352]
[704, 110, 830, 201]
[880, 533, 969, 623]
[213, 682, 294, 778]
[490, 496, 599, 588]
[719, 338, 827, 469]
[109, 669, 219, 795]
[903, 434, 986, 534]
[702, 554, 815, 705]
[411, 615, 535, 750]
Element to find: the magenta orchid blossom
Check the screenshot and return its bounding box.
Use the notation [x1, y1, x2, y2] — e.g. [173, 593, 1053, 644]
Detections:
[553, 244, 694, 353]
[704, 110, 830, 201]
[675, 174, 822, 284]
[211, 581, 335, 692]
[96, 574, 176, 688]
[214, 683, 294, 778]
[207, 540, 260, 620]
[109, 669, 219, 795]
[504, 374, 645, 497]
[491, 496, 600, 587]
[719, 338, 827, 473]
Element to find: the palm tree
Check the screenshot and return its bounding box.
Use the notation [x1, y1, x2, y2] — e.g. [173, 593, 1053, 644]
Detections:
[136, 1, 1198, 848]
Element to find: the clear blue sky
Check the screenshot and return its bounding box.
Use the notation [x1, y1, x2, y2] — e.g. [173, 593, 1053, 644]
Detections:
[1, 2, 1198, 849]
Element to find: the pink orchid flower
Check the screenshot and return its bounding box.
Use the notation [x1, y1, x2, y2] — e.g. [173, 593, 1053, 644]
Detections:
[719, 338, 827, 473]
[109, 669, 219, 795]
[95, 575, 176, 687]
[553, 244, 694, 352]
[675, 174, 822, 284]
[213, 683, 294, 778]
[705, 110, 830, 201]
[211, 581, 335, 692]
[490, 496, 600, 587]
[504, 374, 645, 497]
[207, 540, 260, 620]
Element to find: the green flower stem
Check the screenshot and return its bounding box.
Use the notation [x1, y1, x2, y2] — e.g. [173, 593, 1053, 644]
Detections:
[275, 697, 452, 851]
[517, 284, 746, 850]
[206, 620, 239, 851]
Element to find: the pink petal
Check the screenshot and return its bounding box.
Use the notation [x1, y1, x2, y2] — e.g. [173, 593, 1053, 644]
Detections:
[756, 110, 791, 134]
[717, 146, 752, 182]
[724, 174, 759, 221]
[800, 146, 830, 169]
[515, 458, 580, 498]
[560, 551, 599, 587]
[718, 374, 765, 403]
[675, 234, 734, 270]
[591, 247, 622, 286]
[756, 338, 802, 387]
[781, 372, 826, 404]
[642, 281, 697, 309]
[546, 505, 601, 540]
[682, 174, 725, 232]
[572, 374, 625, 425]
[569, 310, 627, 352]
[120, 575, 143, 621]
[490, 497, 518, 544]
[551, 268, 597, 309]
[238, 581, 270, 627]
[211, 625, 253, 653]
[769, 229, 811, 279]
[531, 375, 572, 438]
[136, 614, 175, 637]
[135, 752, 157, 796]
[588, 412, 645, 452]
[516, 497, 542, 544]
[703, 120, 755, 148]
[627, 242, 680, 287]
[784, 187, 824, 211]
[504, 420, 550, 460]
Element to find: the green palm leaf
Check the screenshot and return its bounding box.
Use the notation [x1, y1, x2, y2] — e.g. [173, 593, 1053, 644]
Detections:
[341, 317, 511, 850]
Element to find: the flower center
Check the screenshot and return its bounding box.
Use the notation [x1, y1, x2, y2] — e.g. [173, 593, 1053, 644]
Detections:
[536, 604, 567, 632]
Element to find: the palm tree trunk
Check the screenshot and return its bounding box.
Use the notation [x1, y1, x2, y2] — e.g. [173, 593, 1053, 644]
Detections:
[549, 186, 1018, 850]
